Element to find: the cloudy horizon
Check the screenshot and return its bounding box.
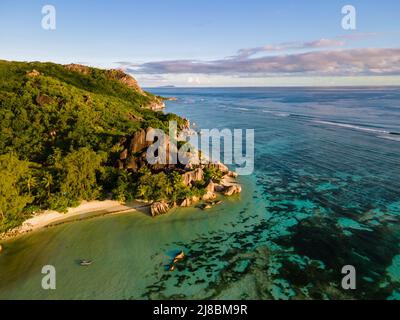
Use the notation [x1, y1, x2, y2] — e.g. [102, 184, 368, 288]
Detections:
[1, 0, 399, 86]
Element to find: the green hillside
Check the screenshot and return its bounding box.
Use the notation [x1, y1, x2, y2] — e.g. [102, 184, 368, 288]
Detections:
[0, 60, 198, 232]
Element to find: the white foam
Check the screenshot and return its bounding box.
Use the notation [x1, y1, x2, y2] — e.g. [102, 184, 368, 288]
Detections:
[313, 120, 390, 135]
[262, 110, 290, 117]
[378, 135, 400, 142]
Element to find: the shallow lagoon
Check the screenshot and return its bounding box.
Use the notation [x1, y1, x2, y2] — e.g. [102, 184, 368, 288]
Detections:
[1, 87, 399, 299]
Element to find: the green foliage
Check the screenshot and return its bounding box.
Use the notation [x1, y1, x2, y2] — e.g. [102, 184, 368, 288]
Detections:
[0, 60, 190, 232]
[135, 167, 200, 203]
[204, 166, 223, 183]
[0, 153, 33, 232]
[58, 148, 105, 201]
[100, 167, 135, 202]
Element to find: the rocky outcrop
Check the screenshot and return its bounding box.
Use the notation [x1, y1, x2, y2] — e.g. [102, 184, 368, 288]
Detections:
[214, 184, 225, 192]
[145, 97, 165, 111]
[150, 201, 169, 217]
[183, 119, 190, 129]
[26, 69, 40, 77]
[180, 198, 191, 207]
[202, 180, 216, 200]
[105, 69, 144, 94]
[199, 199, 222, 210]
[36, 94, 54, 106]
[65, 63, 91, 75]
[182, 168, 204, 186]
[113, 123, 242, 216]
[205, 180, 215, 193]
[125, 157, 139, 171]
[129, 129, 149, 154]
[181, 151, 201, 170]
[119, 149, 128, 160]
[227, 171, 238, 178]
[202, 191, 216, 201]
[222, 184, 242, 196]
[180, 196, 200, 207]
[208, 162, 229, 174]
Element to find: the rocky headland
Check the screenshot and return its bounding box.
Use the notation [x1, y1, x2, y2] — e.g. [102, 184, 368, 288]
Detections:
[0, 60, 241, 240]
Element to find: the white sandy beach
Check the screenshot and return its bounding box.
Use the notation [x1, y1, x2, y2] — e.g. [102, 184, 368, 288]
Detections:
[0, 200, 149, 241]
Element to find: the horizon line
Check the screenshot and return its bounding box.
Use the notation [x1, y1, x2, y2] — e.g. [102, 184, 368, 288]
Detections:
[145, 85, 400, 89]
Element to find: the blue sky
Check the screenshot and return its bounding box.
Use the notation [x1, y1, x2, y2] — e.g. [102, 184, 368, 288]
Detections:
[1, 0, 399, 86]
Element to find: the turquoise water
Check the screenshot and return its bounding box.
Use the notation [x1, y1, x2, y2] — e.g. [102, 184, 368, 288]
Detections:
[1, 87, 399, 299]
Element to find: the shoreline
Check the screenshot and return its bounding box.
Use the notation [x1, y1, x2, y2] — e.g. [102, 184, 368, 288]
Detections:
[0, 200, 150, 242]
[0, 175, 242, 242]
[0, 89, 242, 243]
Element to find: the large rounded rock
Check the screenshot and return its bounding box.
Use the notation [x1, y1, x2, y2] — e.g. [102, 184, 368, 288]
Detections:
[202, 191, 216, 201]
[26, 69, 41, 77]
[227, 171, 238, 178]
[126, 157, 138, 171]
[150, 201, 169, 217]
[182, 168, 204, 186]
[119, 149, 128, 160]
[223, 184, 242, 196]
[105, 69, 144, 93]
[180, 196, 200, 207]
[205, 180, 215, 193]
[65, 63, 91, 75]
[130, 129, 147, 154]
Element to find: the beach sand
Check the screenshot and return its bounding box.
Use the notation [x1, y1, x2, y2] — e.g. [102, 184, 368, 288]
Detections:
[0, 200, 149, 241]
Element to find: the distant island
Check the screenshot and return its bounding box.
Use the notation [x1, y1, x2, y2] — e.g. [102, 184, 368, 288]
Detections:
[155, 85, 176, 88]
[0, 60, 240, 239]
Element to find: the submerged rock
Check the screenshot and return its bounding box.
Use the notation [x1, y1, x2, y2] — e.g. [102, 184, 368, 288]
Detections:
[201, 203, 213, 210]
[173, 251, 185, 263]
[167, 251, 185, 271]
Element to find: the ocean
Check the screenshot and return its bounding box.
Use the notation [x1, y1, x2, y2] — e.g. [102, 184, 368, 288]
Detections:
[0, 87, 399, 299]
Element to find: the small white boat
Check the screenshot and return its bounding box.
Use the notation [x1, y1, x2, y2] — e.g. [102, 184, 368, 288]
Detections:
[79, 259, 93, 266]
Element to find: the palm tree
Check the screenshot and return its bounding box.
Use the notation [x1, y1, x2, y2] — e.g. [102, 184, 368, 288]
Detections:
[26, 175, 37, 195]
[42, 172, 53, 197]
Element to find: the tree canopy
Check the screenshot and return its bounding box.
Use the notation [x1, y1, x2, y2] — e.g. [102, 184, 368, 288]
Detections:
[0, 60, 194, 232]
